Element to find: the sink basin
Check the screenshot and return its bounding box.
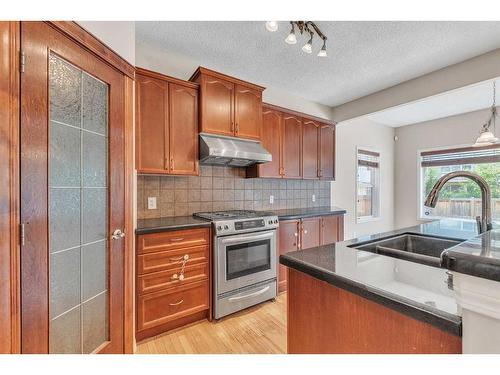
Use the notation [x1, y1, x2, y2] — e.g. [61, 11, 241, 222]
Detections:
[349, 233, 464, 267]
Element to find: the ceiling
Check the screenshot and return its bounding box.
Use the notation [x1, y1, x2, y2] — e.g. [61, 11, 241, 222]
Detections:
[136, 21, 500, 107]
[365, 78, 500, 127]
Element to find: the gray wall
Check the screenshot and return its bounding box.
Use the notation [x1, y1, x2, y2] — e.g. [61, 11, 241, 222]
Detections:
[138, 165, 331, 219]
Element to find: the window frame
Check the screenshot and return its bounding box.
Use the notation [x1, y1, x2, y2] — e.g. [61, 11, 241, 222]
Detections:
[356, 146, 381, 223]
[417, 143, 500, 222]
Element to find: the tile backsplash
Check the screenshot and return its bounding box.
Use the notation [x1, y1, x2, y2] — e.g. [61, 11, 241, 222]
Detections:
[137, 165, 331, 219]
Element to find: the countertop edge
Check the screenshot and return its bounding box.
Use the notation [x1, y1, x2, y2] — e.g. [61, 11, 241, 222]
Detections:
[135, 221, 211, 235]
[280, 254, 462, 337]
[277, 209, 347, 220]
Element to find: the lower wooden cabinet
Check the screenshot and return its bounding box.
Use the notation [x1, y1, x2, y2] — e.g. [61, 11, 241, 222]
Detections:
[136, 228, 211, 341]
[278, 215, 344, 292]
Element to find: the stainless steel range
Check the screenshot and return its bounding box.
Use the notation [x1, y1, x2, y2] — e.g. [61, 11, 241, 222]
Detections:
[193, 210, 278, 319]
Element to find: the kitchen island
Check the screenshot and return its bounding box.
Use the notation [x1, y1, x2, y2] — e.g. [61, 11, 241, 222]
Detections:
[280, 219, 500, 354]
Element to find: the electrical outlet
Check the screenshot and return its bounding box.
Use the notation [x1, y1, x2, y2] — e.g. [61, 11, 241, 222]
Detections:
[312, 194, 316, 202]
[147, 196, 157, 210]
[269, 195, 274, 204]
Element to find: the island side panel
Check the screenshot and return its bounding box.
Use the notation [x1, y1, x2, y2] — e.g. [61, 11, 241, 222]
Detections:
[287, 269, 462, 354]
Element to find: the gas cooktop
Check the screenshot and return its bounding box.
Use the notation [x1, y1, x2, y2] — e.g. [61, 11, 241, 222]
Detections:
[193, 210, 276, 221]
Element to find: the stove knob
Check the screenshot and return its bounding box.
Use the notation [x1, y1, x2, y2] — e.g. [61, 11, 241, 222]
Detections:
[224, 225, 229, 230]
[268, 220, 272, 224]
[217, 225, 222, 231]
[274, 219, 278, 224]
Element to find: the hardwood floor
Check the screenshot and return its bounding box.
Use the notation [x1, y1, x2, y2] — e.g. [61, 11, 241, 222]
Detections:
[136, 292, 286, 354]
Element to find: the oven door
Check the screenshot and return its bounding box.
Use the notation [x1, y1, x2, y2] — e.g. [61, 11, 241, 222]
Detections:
[216, 230, 277, 295]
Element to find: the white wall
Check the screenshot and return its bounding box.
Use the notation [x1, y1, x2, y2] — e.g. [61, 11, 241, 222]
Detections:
[77, 21, 135, 65]
[393, 107, 494, 229]
[331, 117, 395, 240]
[135, 42, 333, 120]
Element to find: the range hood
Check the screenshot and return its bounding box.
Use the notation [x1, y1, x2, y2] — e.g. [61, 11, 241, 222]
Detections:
[199, 133, 272, 167]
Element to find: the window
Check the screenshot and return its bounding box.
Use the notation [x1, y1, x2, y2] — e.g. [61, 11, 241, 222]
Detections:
[356, 148, 380, 222]
[419, 144, 500, 223]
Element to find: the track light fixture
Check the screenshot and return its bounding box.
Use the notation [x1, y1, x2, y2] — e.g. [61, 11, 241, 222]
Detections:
[266, 21, 328, 57]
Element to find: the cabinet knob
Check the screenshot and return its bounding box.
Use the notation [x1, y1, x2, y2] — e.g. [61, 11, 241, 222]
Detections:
[294, 232, 298, 237]
[304, 230, 308, 234]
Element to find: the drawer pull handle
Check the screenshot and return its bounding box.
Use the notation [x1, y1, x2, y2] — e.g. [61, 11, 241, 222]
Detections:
[170, 237, 185, 242]
[169, 299, 184, 306]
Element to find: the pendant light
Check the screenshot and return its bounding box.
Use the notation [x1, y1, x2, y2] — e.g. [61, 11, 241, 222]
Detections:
[265, 21, 278, 32]
[285, 22, 297, 44]
[473, 81, 499, 147]
[302, 32, 313, 54]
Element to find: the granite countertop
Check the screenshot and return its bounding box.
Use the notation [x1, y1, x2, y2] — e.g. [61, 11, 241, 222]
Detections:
[136, 216, 211, 234]
[442, 229, 500, 282]
[280, 219, 482, 336]
[136, 206, 347, 234]
[272, 206, 346, 220]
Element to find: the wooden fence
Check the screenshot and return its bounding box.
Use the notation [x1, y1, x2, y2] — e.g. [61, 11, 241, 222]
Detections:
[433, 198, 500, 219]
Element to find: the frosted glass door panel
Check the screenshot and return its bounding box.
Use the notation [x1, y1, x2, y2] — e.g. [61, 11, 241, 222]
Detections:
[48, 53, 109, 354]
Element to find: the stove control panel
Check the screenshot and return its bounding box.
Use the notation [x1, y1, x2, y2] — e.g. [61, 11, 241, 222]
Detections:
[214, 216, 279, 236]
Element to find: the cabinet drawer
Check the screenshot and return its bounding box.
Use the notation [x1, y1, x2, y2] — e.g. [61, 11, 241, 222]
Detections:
[137, 262, 209, 295]
[137, 228, 210, 255]
[137, 280, 209, 331]
[137, 245, 209, 275]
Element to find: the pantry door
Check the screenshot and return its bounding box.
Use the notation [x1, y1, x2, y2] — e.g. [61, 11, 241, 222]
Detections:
[20, 22, 125, 354]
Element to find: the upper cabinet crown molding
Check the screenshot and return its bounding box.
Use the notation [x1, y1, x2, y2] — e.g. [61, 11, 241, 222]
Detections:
[190, 67, 265, 141]
[136, 67, 199, 90]
[189, 66, 265, 92]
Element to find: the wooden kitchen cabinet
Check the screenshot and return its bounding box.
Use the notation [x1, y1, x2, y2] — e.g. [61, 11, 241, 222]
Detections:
[248, 103, 336, 181]
[282, 114, 302, 179]
[302, 119, 320, 179]
[278, 220, 300, 292]
[321, 215, 344, 245]
[190, 67, 264, 140]
[234, 84, 262, 140]
[135, 73, 168, 173]
[136, 67, 199, 175]
[300, 217, 321, 249]
[320, 123, 335, 180]
[278, 215, 344, 292]
[136, 227, 211, 341]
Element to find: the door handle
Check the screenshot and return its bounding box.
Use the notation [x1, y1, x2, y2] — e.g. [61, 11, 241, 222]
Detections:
[228, 286, 270, 302]
[111, 229, 125, 240]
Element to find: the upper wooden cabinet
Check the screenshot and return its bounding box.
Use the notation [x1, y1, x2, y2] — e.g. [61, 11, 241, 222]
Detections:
[258, 108, 282, 178]
[302, 119, 320, 180]
[136, 67, 199, 176]
[190, 67, 264, 140]
[249, 103, 335, 180]
[282, 114, 302, 179]
[320, 124, 335, 180]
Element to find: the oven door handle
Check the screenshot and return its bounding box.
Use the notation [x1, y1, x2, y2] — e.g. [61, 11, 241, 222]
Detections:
[228, 286, 270, 302]
[219, 231, 275, 245]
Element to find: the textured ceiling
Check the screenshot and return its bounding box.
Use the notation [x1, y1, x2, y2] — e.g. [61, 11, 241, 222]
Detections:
[136, 21, 500, 107]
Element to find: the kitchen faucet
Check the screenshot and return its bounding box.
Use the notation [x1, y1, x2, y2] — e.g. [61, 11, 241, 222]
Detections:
[424, 171, 493, 234]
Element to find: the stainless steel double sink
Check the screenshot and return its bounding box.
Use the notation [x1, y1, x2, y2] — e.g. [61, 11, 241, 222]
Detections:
[349, 233, 464, 267]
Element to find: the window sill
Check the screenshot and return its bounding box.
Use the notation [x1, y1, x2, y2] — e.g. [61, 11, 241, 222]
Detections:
[356, 216, 381, 224]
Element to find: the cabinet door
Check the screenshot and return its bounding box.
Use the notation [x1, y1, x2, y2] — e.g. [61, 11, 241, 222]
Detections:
[320, 124, 335, 180]
[278, 220, 300, 292]
[320, 215, 344, 245]
[136, 74, 168, 173]
[282, 114, 302, 179]
[302, 119, 320, 179]
[234, 84, 262, 140]
[258, 108, 282, 178]
[169, 83, 199, 175]
[200, 75, 234, 136]
[301, 217, 321, 250]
